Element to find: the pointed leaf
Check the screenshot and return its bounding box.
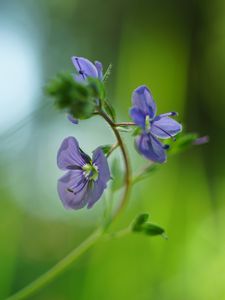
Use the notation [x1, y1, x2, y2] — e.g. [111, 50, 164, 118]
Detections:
[132, 213, 149, 232]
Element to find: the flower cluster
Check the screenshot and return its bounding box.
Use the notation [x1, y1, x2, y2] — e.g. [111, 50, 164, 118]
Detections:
[55, 56, 182, 210]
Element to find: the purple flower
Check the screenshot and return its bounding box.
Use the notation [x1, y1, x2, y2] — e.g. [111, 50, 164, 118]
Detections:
[130, 85, 182, 163]
[71, 56, 103, 82]
[57, 137, 110, 210]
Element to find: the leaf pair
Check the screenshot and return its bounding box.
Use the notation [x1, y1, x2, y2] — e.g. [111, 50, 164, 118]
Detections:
[132, 213, 166, 238]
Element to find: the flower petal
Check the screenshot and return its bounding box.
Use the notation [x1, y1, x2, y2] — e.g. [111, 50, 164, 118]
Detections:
[135, 133, 166, 163]
[94, 61, 103, 80]
[129, 107, 146, 129]
[132, 85, 157, 119]
[67, 114, 79, 124]
[86, 148, 111, 208]
[92, 147, 111, 183]
[71, 56, 98, 82]
[151, 116, 182, 139]
[57, 170, 89, 210]
[57, 136, 90, 170]
[86, 179, 106, 209]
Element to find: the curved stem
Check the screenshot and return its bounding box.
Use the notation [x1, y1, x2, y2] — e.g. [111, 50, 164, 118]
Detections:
[97, 110, 132, 219]
[6, 111, 132, 300]
[6, 229, 103, 300]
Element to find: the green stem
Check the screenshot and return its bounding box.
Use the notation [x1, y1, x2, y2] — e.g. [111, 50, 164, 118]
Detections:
[106, 142, 119, 158]
[7, 111, 132, 300]
[97, 110, 132, 219]
[114, 122, 136, 127]
[6, 229, 103, 300]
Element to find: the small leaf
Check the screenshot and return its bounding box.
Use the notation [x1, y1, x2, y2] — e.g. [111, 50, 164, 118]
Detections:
[110, 158, 123, 191]
[103, 99, 116, 122]
[117, 126, 132, 133]
[132, 213, 149, 232]
[100, 144, 113, 156]
[103, 63, 112, 82]
[131, 213, 166, 238]
[143, 223, 165, 236]
[168, 132, 198, 154]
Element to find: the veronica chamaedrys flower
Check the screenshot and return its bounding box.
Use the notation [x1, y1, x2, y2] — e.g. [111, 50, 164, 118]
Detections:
[71, 56, 103, 82]
[57, 136, 110, 210]
[130, 85, 182, 163]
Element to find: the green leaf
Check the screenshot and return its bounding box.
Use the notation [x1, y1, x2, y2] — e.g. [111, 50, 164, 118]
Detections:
[132, 213, 149, 232]
[103, 63, 112, 82]
[131, 213, 166, 238]
[100, 144, 113, 156]
[168, 132, 198, 155]
[142, 223, 165, 237]
[117, 126, 132, 133]
[45, 72, 95, 119]
[110, 158, 124, 191]
[103, 99, 116, 122]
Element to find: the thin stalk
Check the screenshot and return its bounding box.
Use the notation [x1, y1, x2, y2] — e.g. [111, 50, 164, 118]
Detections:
[106, 142, 119, 158]
[6, 229, 103, 300]
[114, 122, 136, 127]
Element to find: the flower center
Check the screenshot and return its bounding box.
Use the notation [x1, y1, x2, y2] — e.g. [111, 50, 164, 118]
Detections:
[82, 163, 99, 181]
[145, 115, 151, 132]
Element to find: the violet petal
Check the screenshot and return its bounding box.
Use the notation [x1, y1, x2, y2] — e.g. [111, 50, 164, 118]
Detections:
[151, 116, 182, 139]
[57, 136, 90, 170]
[135, 133, 166, 163]
[57, 170, 89, 210]
[71, 56, 98, 82]
[129, 107, 146, 129]
[132, 85, 157, 119]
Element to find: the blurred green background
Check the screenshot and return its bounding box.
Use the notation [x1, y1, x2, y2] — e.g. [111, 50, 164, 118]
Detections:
[0, 0, 225, 299]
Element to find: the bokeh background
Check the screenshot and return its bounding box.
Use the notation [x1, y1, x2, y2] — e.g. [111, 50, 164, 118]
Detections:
[0, 0, 225, 299]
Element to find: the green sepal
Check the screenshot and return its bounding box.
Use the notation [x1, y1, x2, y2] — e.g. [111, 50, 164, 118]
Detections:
[87, 77, 106, 100]
[132, 127, 142, 136]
